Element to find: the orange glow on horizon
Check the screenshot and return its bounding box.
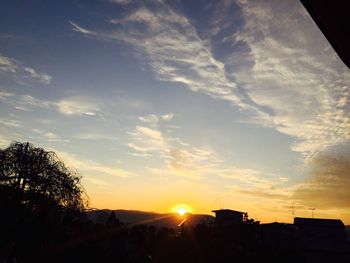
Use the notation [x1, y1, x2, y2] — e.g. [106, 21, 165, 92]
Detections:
[171, 203, 193, 216]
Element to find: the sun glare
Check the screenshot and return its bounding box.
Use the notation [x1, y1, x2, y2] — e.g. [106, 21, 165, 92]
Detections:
[177, 207, 187, 216]
[172, 204, 193, 216]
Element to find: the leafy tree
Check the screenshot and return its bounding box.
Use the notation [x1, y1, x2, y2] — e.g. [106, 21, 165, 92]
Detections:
[0, 141, 86, 211]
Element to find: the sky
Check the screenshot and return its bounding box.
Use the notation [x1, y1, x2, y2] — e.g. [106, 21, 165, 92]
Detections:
[1, 0, 350, 223]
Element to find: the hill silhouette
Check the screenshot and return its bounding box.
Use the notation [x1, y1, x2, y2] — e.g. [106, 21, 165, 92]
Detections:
[86, 209, 214, 228]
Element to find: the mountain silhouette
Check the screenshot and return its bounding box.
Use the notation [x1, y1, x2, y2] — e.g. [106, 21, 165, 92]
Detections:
[86, 209, 214, 228]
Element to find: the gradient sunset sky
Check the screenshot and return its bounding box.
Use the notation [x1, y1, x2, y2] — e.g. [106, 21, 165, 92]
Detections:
[1, 0, 350, 223]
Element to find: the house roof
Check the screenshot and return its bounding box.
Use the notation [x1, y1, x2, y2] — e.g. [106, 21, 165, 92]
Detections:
[212, 209, 245, 214]
[294, 217, 345, 228]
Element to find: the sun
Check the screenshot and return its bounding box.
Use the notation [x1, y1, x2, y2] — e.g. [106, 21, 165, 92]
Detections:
[172, 204, 193, 216]
[177, 207, 187, 216]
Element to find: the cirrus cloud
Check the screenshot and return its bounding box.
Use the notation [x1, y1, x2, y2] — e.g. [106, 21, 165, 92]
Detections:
[56, 97, 102, 116]
[0, 54, 52, 84]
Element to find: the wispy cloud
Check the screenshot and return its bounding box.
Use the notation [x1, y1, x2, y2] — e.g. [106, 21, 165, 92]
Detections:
[110, 0, 132, 5]
[292, 147, 350, 209]
[209, 162, 292, 204]
[69, 21, 96, 35]
[164, 147, 220, 179]
[138, 113, 174, 123]
[216, 167, 271, 187]
[136, 126, 163, 140]
[127, 115, 219, 178]
[0, 135, 11, 147]
[223, 145, 350, 214]
[69, 4, 245, 106]
[84, 177, 109, 187]
[42, 131, 69, 142]
[56, 97, 102, 116]
[23, 67, 52, 85]
[0, 55, 18, 73]
[0, 90, 14, 99]
[138, 114, 159, 124]
[237, 187, 289, 200]
[73, 132, 118, 141]
[66, 0, 350, 216]
[0, 90, 103, 118]
[0, 54, 52, 85]
[56, 150, 132, 178]
[70, 1, 350, 163]
[127, 125, 165, 152]
[233, 0, 350, 160]
[161, 113, 174, 121]
[0, 118, 23, 128]
[0, 91, 51, 111]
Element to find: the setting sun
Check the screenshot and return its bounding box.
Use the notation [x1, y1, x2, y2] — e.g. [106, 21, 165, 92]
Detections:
[172, 204, 193, 216]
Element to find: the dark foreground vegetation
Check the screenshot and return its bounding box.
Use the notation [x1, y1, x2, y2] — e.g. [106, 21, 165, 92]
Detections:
[1, 142, 350, 263]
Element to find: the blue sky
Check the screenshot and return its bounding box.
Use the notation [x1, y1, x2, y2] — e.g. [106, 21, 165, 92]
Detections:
[1, 0, 350, 223]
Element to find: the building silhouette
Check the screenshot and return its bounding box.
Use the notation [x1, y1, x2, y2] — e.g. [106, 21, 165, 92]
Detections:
[212, 209, 247, 225]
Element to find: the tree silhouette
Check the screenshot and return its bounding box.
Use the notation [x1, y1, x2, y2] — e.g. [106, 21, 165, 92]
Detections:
[0, 141, 86, 211]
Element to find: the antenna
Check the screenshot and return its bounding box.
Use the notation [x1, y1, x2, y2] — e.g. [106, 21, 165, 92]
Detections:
[309, 208, 315, 219]
[289, 202, 295, 221]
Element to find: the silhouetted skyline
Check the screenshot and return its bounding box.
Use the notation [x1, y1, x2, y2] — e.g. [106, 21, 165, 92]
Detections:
[1, 0, 350, 224]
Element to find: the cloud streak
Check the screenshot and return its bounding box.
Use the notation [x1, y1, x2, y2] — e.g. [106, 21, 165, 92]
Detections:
[127, 114, 276, 182]
[65, 0, 350, 217]
[138, 113, 174, 123]
[69, 21, 96, 36]
[23, 67, 52, 85]
[127, 125, 165, 153]
[70, 0, 350, 163]
[56, 150, 132, 178]
[233, 0, 350, 160]
[0, 55, 18, 73]
[0, 54, 52, 84]
[0, 91, 103, 117]
[127, 115, 220, 178]
[70, 4, 246, 106]
[56, 97, 102, 116]
[0, 91, 51, 111]
[293, 147, 350, 209]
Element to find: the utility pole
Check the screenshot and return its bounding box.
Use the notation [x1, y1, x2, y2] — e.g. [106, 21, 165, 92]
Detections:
[309, 208, 315, 219]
